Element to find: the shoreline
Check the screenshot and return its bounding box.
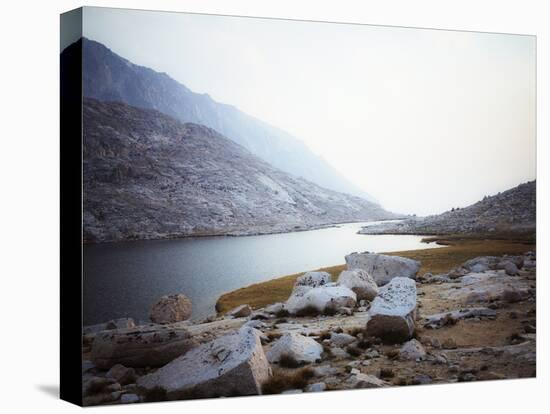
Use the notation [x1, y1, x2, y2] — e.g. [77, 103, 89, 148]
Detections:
[215, 236, 535, 314]
[83, 218, 407, 245]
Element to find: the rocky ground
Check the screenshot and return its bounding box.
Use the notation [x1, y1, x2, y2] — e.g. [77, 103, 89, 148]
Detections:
[358, 181, 535, 236]
[81, 250, 536, 406]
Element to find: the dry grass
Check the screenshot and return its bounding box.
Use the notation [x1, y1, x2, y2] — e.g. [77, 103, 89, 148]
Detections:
[347, 327, 364, 337]
[345, 345, 363, 357]
[278, 353, 302, 368]
[215, 239, 534, 313]
[389, 239, 534, 276]
[262, 367, 315, 394]
[319, 330, 331, 340]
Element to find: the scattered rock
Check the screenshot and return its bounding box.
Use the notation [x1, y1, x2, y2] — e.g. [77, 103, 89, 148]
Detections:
[83, 376, 120, 397]
[267, 332, 323, 364]
[442, 338, 457, 349]
[106, 364, 136, 385]
[243, 320, 266, 330]
[330, 332, 356, 348]
[281, 389, 303, 394]
[338, 307, 354, 316]
[227, 304, 252, 318]
[250, 311, 271, 320]
[313, 365, 339, 377]
[423, 307, 496, 329]
[484, 371, 507, 380]
[504, 262, 520, 276]
[82, 360, 96, 373]
[83, 318, 136, 335]
[413, 374, 432, 384]
[366, 277, 417, 343]
[330, 347, 349, 359]
[462, 256, 500, 273]
[458, 372, 477, 382]
[137, 326, 271, 399]
[399, 339, 426, 361]
[502, 288, 528, 303]
[120, 393, 140, 404]
[337, 269, 379, 301]
[264, 303, 285, 314]
[348, 373, 388, 388]
[150, 294, 192, 324]
[306, 382, 327, 392]
[345, 253, 421, 286]
[91, 324, 197, 369]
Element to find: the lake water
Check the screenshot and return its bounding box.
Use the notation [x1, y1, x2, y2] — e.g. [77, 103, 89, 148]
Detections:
[83, 221, 441, 325]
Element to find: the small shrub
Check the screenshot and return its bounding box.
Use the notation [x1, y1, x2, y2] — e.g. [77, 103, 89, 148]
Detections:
[267, 332, 282, 342]
[278, 353, 302, 368]
[262, 367, 315, 394]
[295, 305, 321, 317]
[379, 368, 395, 379]
[346, 345, 362, 357]
[142, 386, 168, 402]
[319, 331, 331, 340]
[275, 309, 290, 318]
[384, 349, 399, 359]
[364, 335, 382, 345]
[347, 327, 364, 337]
[357, 339, 372, 349]
[322, 343, 334, 359]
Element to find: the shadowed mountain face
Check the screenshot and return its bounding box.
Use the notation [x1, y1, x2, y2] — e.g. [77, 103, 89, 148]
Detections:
[80, 38, 377, 202]
[83, 99, 396, 242]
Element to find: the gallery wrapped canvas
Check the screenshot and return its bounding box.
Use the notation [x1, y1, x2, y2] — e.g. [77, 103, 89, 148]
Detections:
[60, 6, 536, 407]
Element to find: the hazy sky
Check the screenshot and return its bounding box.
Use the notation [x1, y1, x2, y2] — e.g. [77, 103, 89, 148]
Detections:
[81, 7, 536, 215]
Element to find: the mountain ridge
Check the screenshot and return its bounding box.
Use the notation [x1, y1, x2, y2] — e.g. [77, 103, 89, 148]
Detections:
[82, 98, 398, 242]
[78, 37, 377, 203]
[358, 180, 536, 236]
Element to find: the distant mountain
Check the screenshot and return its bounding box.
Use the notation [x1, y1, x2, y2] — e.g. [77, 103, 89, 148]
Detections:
[82, 99, 397, 242]
[77, 38, 377, 202]
[359, 181, 536, 236]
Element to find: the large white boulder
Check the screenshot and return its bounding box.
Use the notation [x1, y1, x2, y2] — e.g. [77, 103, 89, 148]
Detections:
[285, 285, 357, 316]
[345, 253, 421, 286]
[150, 294, 192, 324]
[137, 326, 271, 399]
[366, 277, 417, 343]
[440, 271, 531, 304]
[267, 332, 323, 364]
[91, 324, 197, 369]
[294, 271, 331, 289]
[337, 269, 379, 301]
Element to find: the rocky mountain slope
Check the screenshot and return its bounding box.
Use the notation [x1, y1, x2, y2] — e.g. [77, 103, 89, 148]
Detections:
[76, 38, 376, 202]
[359, 181, 536, 235]
[83, 99, 396, 242]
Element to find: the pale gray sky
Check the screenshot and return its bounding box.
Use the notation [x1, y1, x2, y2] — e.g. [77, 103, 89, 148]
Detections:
[81, 7, 536, 215]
